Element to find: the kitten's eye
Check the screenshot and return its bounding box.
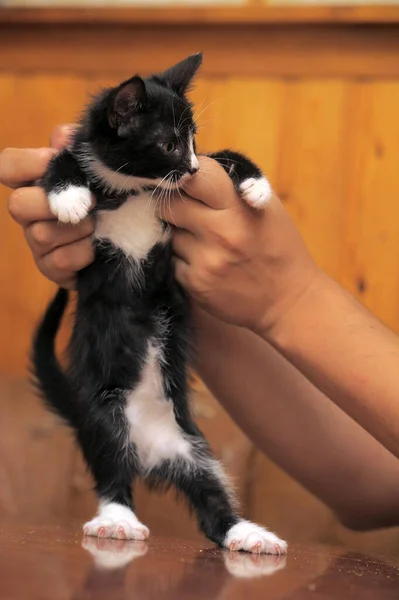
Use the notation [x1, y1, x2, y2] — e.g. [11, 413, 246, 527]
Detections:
[162, 141, 177, 154]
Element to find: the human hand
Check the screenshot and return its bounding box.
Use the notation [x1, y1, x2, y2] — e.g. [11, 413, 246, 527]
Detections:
[158, 156, 319, 336]
[1, 125, 95, 289]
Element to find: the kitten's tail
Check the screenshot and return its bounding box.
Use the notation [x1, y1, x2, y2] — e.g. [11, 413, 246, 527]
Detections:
[31, 287, 78, 428]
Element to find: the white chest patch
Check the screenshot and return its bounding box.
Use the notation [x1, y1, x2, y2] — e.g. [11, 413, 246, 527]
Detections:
[94, 194, 170, 261]
[124, 343, 192, 472]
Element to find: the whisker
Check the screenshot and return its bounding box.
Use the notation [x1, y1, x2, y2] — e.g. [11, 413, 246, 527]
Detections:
[166, 176, 177, 228]
[175, 182, 188, 206]
[115, 161, 130, 173]
[144, 171, 174, 213]
[194, 98, 221, 123]
[176, 104, 192, 133]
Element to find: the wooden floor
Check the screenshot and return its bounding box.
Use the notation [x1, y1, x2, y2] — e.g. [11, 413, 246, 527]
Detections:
[0, 521, 398, 600]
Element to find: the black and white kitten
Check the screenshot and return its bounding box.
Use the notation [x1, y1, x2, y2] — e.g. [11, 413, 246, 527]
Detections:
[32, 53, 287, 555]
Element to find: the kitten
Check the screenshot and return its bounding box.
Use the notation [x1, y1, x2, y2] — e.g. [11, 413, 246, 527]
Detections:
[32, 53, 287, 555]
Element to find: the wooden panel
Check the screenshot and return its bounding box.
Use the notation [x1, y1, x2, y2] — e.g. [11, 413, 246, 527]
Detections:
[3, 5, 399, 26]
[0, 378, 75, 518]
[2, 24, 399, 78]
[340, 81, 399, 333]
[0, 74, 89, 374]
[276, 79, 347, 279]
[194, 78, 285, 183]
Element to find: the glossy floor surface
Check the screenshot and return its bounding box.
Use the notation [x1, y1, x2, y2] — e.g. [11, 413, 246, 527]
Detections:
[1, 522, 398, 599]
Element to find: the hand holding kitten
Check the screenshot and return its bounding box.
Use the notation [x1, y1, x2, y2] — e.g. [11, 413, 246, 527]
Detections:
[3, 125, 94, 290]
[157, 155, 318, 336]
[2, 124, 317, 337]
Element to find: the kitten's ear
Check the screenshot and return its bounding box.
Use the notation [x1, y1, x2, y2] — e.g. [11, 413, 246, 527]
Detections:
[158, 53, 202, 96]
[108, 77, 147, 128]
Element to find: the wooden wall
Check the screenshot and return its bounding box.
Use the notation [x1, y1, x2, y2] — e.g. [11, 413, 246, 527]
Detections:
[1, 5, 399, 554]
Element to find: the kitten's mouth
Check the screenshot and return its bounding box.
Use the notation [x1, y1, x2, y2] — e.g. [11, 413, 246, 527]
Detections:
[169, 169, 199, 188]
[176, 173, 194, 186]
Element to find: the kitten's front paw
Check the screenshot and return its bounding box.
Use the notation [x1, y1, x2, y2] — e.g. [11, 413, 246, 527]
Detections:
[83, 517, 149, 541]
[48, 185, 92, 224]
[223, 521, 287, 555]
[239, 177, 272, 209]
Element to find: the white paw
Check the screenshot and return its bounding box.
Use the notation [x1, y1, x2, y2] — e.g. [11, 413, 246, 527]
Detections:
[223, 551, 287, 578]
[83, 503, 149, 541]
[223, 521, 287, 555]
[48, 185, 92, 224]
[239, 177, 272, 209]
[83, 518, 149, 541]
[82, 537, 148, 570]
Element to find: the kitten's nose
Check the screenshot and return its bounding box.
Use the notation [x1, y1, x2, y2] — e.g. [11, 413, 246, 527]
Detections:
[188, 166, 199, 176]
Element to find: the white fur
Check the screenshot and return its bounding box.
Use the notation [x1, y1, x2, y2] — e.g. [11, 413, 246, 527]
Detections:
[189, 135, 200, 172]
[223, 520, 287, 555]
[84, 502, 149, 540]
[49, 185, 92, 224]
[125, 343, 192, 472]
[95, 194, 169, 262]
[239, 177, 272, 209]
[86, 156, 165, 194]
[78, 144, 197, 195]
[78, 147, 181, 195]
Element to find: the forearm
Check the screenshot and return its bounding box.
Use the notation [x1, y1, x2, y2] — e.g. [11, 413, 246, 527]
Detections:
[194, 307, 399, 529]
[266, 271, 399, 459]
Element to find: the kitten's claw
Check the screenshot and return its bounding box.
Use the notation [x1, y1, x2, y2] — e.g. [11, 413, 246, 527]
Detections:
[239, 177, 272, 209]
[83, 518, 149, 541]
[223, 521, 287, 555]
[251, 542, 262, 555]
[48, 185, 92, 224]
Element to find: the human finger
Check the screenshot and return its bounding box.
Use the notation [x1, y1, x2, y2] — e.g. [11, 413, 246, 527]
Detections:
[26, 218, 94, 256]
[8, 186, 55, 225]
[171, 229, 197, 264]
[50, 124, 77, 150]
[0, 147, 55, 189]
[181, 155, 236, 210]
[38, 237, 94, 286]
[157, 193, 208, 235]
[174, 257, 191, 291]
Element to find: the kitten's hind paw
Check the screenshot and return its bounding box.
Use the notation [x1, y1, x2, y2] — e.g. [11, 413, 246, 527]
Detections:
[48, 185, 92, 224]
[83, 517, 149, 541]
[223, 521, 287, 555]
[239, 177, 272, 209]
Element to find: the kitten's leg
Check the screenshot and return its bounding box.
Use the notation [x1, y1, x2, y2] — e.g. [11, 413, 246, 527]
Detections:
[152, 442, 287, 554]
[42, 148, 92, 224]
[207, 149, 272, 209]
[77, 392, 149, 541]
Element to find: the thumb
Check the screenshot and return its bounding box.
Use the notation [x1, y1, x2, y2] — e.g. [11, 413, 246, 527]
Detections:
[182, 155, 236, 210]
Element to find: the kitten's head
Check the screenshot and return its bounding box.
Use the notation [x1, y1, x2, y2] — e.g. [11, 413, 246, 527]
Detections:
[83, 53, 202, 192]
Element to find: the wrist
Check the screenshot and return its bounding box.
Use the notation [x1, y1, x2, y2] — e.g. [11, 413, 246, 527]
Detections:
[255, 267, 329, 350]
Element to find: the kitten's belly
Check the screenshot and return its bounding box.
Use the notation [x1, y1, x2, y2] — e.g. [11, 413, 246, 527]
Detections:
[124, 342, 192, 472]
[93, 192, 185, 471]
[94, 192, 170, 260]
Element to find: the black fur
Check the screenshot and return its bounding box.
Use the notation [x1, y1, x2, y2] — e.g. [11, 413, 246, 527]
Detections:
[33, 54, 267, 547]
